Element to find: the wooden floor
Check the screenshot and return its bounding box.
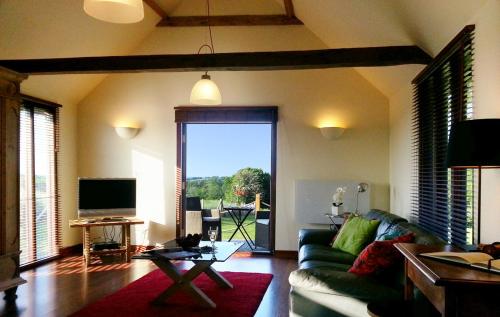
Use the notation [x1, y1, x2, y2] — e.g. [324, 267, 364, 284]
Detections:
[0, 253, 297, 317]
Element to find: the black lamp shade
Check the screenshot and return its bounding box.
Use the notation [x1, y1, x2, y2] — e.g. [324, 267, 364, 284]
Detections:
[446, 119, 500, 168]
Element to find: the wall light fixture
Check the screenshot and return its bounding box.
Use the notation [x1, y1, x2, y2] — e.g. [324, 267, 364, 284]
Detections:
[115, 126, 140, 139]
[320, 127, 346, 140]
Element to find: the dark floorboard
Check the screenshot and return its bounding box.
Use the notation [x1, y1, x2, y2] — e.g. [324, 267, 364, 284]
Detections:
[0, 253, 296, 317]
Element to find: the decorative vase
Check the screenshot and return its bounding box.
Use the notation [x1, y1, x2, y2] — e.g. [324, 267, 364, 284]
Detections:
[331, 205, 343, 216]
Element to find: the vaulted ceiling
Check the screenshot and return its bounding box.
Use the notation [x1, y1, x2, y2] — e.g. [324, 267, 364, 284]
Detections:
[0, 0, 159, 104]
[0, 0, 489, 103]
[285, 0, 488, 97]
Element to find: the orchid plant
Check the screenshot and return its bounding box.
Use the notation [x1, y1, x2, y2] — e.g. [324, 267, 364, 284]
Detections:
[332, 187, 347, 207]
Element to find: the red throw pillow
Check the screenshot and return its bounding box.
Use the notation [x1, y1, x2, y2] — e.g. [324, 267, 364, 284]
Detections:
[348, 233, 414, 276]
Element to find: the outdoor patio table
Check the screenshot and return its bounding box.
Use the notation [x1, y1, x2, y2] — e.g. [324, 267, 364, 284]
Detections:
[223, 206, 255, 249]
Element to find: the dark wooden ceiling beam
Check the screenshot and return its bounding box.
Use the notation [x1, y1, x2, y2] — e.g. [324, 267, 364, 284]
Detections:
[0, 46, 432, 75]
[156, 14, 303, 27]
[143, 0, 168, 19]
[150, 0, 303, 27]
[283, 0, 295, 18]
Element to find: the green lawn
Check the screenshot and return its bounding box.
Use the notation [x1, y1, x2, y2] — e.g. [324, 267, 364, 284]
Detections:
[201, 199, 223, 209]
[220, 214, 256, 241]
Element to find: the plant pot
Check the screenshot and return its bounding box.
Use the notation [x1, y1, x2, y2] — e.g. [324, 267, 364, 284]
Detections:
[332, 205, 343, 216]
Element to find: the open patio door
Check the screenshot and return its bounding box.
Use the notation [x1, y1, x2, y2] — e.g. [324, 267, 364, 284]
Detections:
[175, 106, 277, 253]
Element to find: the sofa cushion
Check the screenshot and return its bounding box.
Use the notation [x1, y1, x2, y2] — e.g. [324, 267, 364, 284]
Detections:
[300, 260, 352, 271]
[377, 224, 411, 241]
[289, 268, 402, 301]
[395, 222, 446, 246]
[299, 244, 357, 265]
[348, 233, 415, 276]
[364, 209, 408, 240]
[332, 216, 380, 256]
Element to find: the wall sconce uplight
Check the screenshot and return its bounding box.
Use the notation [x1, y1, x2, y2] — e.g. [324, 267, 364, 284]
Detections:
[320, 127, 346, 140]
[115, 126, 140, 139]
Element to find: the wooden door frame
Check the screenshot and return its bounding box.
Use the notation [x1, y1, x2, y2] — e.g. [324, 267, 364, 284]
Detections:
[175, 106, 278, 252]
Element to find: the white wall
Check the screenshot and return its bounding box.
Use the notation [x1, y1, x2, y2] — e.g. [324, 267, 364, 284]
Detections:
[57, 102, 79, 246]
[470, 0, 500, 244]
[389, 0, 500, 243]
[0, 0, 159, 247]
[77, 26, 390, 250]
[388, 74, 420, 219]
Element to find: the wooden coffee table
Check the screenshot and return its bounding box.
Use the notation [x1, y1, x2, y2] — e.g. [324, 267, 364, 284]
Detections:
[133, 241, 243, 308]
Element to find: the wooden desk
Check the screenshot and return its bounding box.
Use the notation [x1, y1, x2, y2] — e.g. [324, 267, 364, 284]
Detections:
[69, 218, 144, 267]
[395, 243, 500, 317]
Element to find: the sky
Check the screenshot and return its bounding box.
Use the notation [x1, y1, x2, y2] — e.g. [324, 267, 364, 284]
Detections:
[186, 124, 271, 178]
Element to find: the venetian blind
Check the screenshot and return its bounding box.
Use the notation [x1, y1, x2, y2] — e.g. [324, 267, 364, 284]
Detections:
[411, 25, 476, 246]
[19, 97, 61, 266]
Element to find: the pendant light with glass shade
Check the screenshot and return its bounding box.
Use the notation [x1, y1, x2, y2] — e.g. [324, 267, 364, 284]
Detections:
[190, 0, 222, 105]
[83, 0, 144, 24]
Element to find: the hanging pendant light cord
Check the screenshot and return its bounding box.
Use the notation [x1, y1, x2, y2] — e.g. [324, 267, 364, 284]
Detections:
[197, 0, 215, 54]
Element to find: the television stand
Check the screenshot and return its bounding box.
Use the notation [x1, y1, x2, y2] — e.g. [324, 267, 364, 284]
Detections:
[69, 218, 144, 267]
[101, 217, 127, 222]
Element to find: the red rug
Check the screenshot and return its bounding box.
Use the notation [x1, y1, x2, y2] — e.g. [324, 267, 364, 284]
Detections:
[71, 269, 273, 317]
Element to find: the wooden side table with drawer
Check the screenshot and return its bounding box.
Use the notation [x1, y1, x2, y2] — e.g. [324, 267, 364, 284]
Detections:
[395, 243, 500, 317]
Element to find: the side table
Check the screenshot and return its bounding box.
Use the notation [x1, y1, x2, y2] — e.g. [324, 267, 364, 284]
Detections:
[324, 212, 351, 231]
[223, 207, 255, 249]
[395, 243, 500, 317]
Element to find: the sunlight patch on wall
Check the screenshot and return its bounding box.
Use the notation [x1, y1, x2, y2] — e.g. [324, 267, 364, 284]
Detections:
[132, 149, 165, 245]
[317, 118, 346, 129]
[316, 110, 348, 129]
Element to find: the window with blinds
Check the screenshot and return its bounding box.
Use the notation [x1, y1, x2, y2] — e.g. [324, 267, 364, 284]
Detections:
[19, 97, 61, 266]
[411, 25, 476, 247]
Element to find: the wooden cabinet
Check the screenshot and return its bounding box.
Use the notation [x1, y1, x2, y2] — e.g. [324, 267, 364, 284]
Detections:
[0, 67, 27, 300]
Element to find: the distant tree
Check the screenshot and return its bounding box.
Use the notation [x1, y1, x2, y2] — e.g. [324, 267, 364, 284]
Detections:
[261, 172, 271, 203]
[222, 176, 236, 202]
[187, 176, 227, 200]
[205, 177, 224, 199]
[231, 167, 268, 204]
[186, 178, 207, 198]
[186, 170, 270, 206]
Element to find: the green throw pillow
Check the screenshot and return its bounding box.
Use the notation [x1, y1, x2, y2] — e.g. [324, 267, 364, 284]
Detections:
[332, 216, 380, 256]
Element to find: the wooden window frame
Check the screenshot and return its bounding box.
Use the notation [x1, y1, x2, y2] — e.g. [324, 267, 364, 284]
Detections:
[19, 94, 61, 269]
[175, 106, 278, 252]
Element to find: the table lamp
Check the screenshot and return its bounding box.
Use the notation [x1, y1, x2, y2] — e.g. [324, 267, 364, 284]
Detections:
[446, 118, 500, 243]
[355, 183, 368, 214]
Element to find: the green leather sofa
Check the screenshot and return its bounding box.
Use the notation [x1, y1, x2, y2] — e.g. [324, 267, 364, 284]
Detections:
[289, 210, 444, 317]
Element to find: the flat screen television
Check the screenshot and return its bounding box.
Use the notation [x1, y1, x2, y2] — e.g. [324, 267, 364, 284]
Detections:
[78, 178, 136, 218]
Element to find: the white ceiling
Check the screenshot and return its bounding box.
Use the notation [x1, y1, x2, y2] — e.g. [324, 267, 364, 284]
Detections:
[284, 0, 488, 97]
[0, 0, 489, 103]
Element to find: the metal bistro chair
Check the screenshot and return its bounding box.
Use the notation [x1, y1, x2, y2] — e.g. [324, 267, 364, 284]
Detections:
[255, 210, 270, 250]
[186, 196, 221, 241]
